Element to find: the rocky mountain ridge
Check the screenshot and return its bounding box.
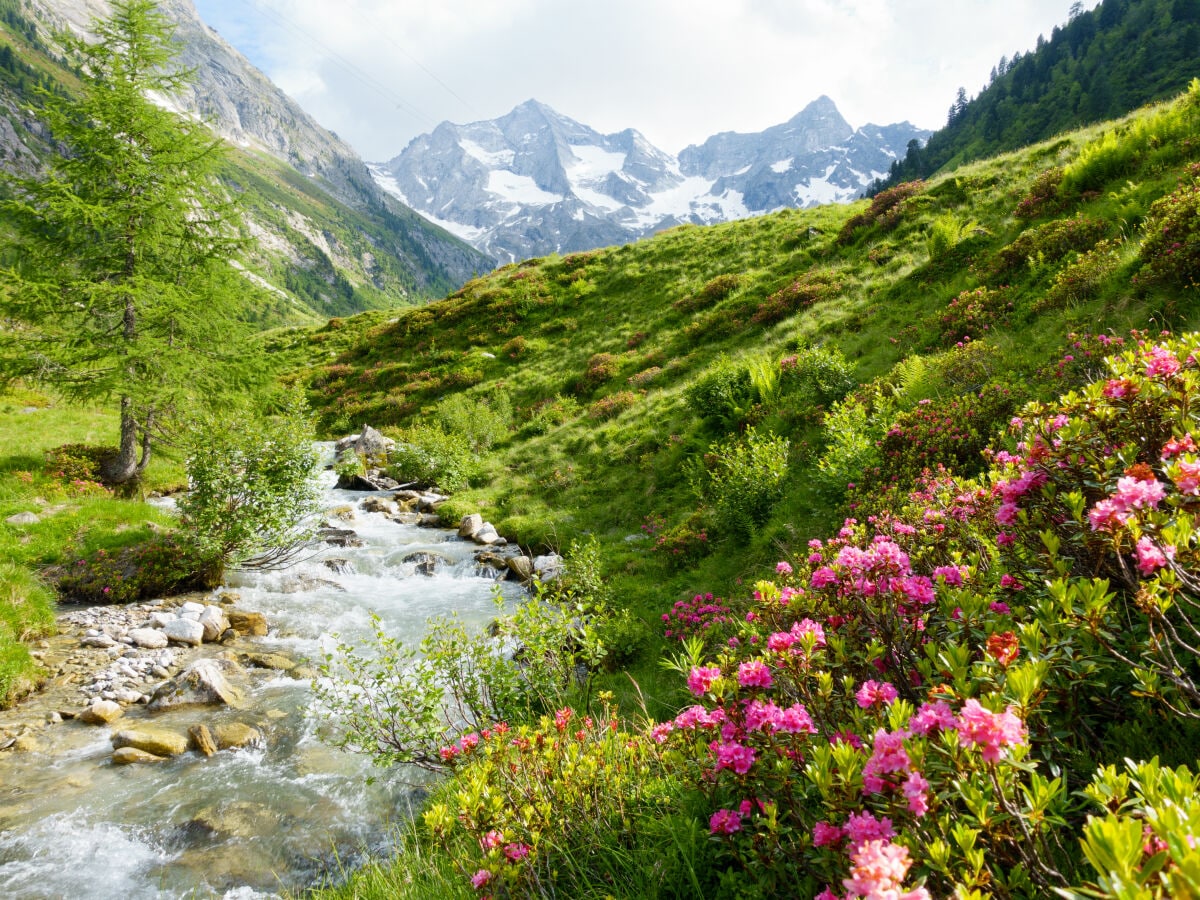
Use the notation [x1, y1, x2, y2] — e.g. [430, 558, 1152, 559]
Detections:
[375, 97, 931, 262]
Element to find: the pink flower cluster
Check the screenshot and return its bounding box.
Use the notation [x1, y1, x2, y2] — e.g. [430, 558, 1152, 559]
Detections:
[743, 699, 816, 735]
[842, 839, 930, 900]
[766, 617, 827, 654]
[855, 680, 898, 709]
[1089, 475, 1167, 531]
[956, 699, 1026, 763]
[687, 665, 722, 697]
[1144, 345, 1182, 378]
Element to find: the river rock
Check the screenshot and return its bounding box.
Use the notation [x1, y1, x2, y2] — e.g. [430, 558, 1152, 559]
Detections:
[112, 726, 189, 757]
[189, 724, 217, 757]
[81, 633, 116, 649]
[5, 511, 38, 525]
[197, 605, 230, 642]
[128, 628, 168, 650]
[179, 601, 205, 620]
[213, 722, 263, 751]
[112, 747, 166, 765]
[226, 610, 268, 637]
[164, 618, 205, 646]
[80, 700, 124, 725]
[323, 557, 354, 575]
[319, 527, 364, 548]
[12, 733, 40, 753]
[360, 496, 396, 515]
[534, 554, 564, 581]
[401, 551, 447, 576]
[148, 658, 245, 711]
[474, 523, 501, 545]
[241, 652, 296, 671]
[507, 555, 534, 581]
[148, 611, 176, 629]
[188, 800, 270, 838]
[458, 513, 483, 539]
[416, 493, 446, 512]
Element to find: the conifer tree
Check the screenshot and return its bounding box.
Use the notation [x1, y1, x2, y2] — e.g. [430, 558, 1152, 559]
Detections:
[0, 0, 256, 486]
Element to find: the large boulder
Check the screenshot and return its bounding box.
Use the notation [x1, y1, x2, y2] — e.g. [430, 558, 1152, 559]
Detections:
[197, 605, 231, 643]
[474, 523, 502, 545]
[80, 699, 124, 725]
[128, 627, 168, 650]
[213, 722, 263, 751]
[112, 726, 189, 757]
[148, 658, 246, 711]
[507, 556, 535, 582]
[226, 610, 268, 637]
[458, 513, 484, 539]
[163, 618, 205, 647]
[534, 554, 565, 581]
[112, 746, 167, 765]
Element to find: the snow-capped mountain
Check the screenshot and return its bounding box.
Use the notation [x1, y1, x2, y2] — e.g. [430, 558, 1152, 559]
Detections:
[372, 97, 930, 262]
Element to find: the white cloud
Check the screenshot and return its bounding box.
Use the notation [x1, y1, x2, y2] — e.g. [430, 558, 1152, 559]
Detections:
[194, 0, 1095, 161]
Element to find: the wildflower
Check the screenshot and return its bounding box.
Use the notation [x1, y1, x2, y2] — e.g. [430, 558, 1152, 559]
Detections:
[776, 703, 817, 734]
[687, 665, 722, 697]
[714, 741, 756, 775]
[1114, 474, 1166, 511]
[999, 573, 1024, 590]
[504, 842, 531, 862]
[843, 811, 895, 848]
[956, 699, 1026, 762]
[1135, 537, 1175, 576]
[1088, 498, 1127, 531]
[909, 700, 956, 735]
[1170, 457, 1200, 494]
[776, 560, 793, 575]
[1161, 435, 1196, 459]
[649, 722, 674, 744]
[480, 830, 504, 851]
[553, 708, 572, 731]
[737, 660, 773, 689]
[811, 567, 838, 589]
[843, 839, 929, 900]
[989, 601, 1012, 614]
[903, 770, 931, 817]
[986, 631, 1020, 667]
[813, 820, 844, 847]
[709, 808, 743, 835]
[862, 729, 911, 793]
[471, 869, 493, 889]
[744, 699, 782, 733]
[1144, 345, 1181, 378]
[856, 680, 898, 709]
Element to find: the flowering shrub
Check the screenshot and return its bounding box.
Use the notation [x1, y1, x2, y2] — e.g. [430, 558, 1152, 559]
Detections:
[651, 515, 712, 571]
[502, 335, 528, 358]
[838, 181, 925, 244]
[991, 215, 1110, 278]
[1015, 166, 1066, 219]
[586, 390, 638, 420]
[627, 365, 662, 387]
[939, 286, 1012, 343]
[43, 443, 115, 489]
[1036, 238, 1123, 311]
[580, 352, 619, 391]
[1136, 163, 1200, 289]
[661, 593, 733, 646]
[57, 536, 211, 604]
[674, 273, 742, 312]
[752, 271, 842, 325]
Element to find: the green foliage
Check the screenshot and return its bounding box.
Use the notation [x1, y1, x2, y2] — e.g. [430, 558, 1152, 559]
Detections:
[818, 390, 893, 496]
[778, 345, 856, 409]
[991, 215, 1110, 278]
[696, 426, 790, 540]
[686, 355, 759, 429]
[42, 443, 116, 490]
[587, 390, 639, 421]
[314, 591, 594, 771]
[926, 212, 980, 259]
[0, 0, 260, 485]
[0, 563, 55, 705]
[433, 390, 512, 452]
[838, 180, 924, 243]
[1039, 238, 1124, 310]
[940, 287, 1013, 342]
[55, 534, 209, 603]
[387, 424, 475, 492]
[177, 397, 321, 582]
[1136, 162, 1200, 288]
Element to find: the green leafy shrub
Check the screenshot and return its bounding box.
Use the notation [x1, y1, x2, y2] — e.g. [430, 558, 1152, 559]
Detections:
[752, 271, 841, 325]
[697, 426, 790, 540]
[44, 443, 115, 490]
[580, 352, 619, 391]
[314, 591, 594, 771]
[502, 335, 528, 358]
[1037, 238, 1123, 311]
[925, 212, 980, 260]
[817, 388, 894, 496]
[991, 215, 1110, 278]
[939, 286, 1013, 343]
[387, 423, 475, 492]
[1014, 166, 1066, 219]
[57, 535, 211, 602]
[778, 344, 856, 409]
[517, 395, 580, 437]
[673, 273, 741, 312]
[434, 390, 512, 451]
[652, 513, 712, 571]
[1136, 163, 1200, 289]
[685, 355, 758, 428]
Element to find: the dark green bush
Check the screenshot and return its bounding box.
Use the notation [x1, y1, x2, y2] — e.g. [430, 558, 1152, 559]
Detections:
[991, 215, 1109, 277]
[1136, 163, 1200, 289]
[685, 356, 758, 428]
[57, 535, 214, 602]
[44, 443, 115, 486]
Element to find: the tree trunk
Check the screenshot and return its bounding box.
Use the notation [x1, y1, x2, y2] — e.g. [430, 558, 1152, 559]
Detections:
[100, 396, 151, 487]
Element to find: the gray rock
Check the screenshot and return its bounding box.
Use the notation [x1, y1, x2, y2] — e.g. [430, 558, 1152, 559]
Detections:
[128, 628, 169, 650]
[148, 658, 246, 711]
[80, 700, 124, 725]
[213, 722, 263, 751]
[458, 513, 484, 539]
[323, 557, 354, 575]
[164, 618, 205, 647]
[507, 556, 535, 581]
[113, 746, 166, 765]
[5, 511, 38, 526]
[534, 553, 564, 581]
[197, 605, 231, 642]
[474, 523, 502, 545]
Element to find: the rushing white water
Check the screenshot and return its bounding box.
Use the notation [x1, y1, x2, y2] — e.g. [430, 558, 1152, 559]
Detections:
[0, 471, 520, 899]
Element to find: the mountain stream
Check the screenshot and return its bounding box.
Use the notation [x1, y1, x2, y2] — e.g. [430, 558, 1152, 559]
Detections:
[0, 470, 520, 898]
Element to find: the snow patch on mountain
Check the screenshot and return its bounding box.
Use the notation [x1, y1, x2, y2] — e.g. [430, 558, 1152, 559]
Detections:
[374, 97, 929, 263]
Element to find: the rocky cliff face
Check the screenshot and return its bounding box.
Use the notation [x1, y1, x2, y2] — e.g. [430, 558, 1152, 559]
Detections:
[377, 97, 931, 263]
[0, 0, 490, 318]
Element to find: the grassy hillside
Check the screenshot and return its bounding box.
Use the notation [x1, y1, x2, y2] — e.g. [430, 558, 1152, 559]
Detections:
[278, 82, 1200, 614]
[280, 82, 1200, 900]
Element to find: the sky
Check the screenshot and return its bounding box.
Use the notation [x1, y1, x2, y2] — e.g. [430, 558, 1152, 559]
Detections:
[191, 0, 1096, 162]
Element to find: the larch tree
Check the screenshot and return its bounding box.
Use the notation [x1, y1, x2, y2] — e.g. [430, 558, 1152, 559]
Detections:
[0, 0, 258, 487]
